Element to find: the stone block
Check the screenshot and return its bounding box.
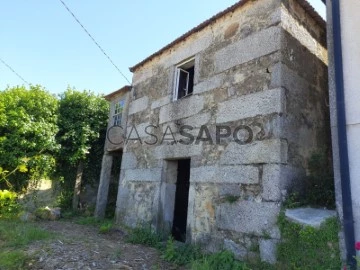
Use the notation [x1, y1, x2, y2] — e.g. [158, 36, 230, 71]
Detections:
[262, 164, 304, 201]
[281, 8, 327, 64]
[129, 96, 149, 115]
[190, 165, 259, 184]
[132, 67, 153, 84]
[285, 208, 337, 228]
[151, 96, 171, 109]
[126, 122, 153, 139]
[214, 26, 281, 73]
[123, 168, 162, 182]
[182, 112, 211, 127]
[193, 73, 225, 94]
[216, 200, 280, 236]
[220, 139, 288, 165]
[216, 88, 285, 123]
[121, 152, 138, 170]
[260, 239, 279, 264]
[159, 95, 204, 124]
[153, 143, 203, 159]
[224, 239, 247, 260]
[163, 34, 212, 69]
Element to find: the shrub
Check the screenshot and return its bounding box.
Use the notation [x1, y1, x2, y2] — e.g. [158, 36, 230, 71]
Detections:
[0, 190, 20, 216]
[277, 212, 341, 269]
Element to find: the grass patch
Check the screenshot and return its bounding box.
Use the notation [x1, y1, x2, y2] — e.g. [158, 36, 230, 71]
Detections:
[0, 250, 29, 270]
[99, 221, 113, 234]
[126, 225, 250, 268]
[0, 219, 52, 247]
[191, 250, 249, 270]
[75, 216, 114, 234]
[162, 237, 202, 266]
[0, 218, 53, 270]
[276, 213, 341, 270]
[126, 225, 163, 248]
[75, 216, 101, 226]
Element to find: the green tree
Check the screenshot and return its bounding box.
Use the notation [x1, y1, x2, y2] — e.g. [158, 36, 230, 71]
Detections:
[0, 85, 58, 190]
[57, 88, 108, 210]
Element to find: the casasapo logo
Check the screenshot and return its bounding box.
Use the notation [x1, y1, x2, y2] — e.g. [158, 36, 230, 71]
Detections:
[107, 124, 254, 146]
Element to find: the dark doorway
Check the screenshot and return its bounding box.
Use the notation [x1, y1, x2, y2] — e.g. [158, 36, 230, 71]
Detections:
[106, 151, 122, 218]
[172, 159, 191, 242]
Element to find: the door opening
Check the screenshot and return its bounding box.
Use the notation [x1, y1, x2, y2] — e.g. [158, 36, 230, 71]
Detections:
[107, 151, 122, 218]
[172, 159, 191, 242]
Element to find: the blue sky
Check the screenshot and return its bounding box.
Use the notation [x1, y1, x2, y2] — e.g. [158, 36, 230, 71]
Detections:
[0, 0, 326, 95]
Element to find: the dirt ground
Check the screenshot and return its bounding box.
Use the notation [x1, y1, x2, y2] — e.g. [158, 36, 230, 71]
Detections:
[24, 220, 182, 270]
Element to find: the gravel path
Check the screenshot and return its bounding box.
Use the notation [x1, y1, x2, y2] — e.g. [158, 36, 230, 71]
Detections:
[24, 220, 181, 270]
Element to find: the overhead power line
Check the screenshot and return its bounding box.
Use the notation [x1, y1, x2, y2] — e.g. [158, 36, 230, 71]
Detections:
[58, 0, 131, 85]
[0, 57, 30, 86]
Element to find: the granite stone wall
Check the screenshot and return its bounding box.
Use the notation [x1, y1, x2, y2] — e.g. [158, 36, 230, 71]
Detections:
[111, 0, 328, 262]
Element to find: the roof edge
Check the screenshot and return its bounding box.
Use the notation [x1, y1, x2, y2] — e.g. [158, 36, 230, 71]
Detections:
[129, 0, 326, 73]
[104, 85, 132, 101]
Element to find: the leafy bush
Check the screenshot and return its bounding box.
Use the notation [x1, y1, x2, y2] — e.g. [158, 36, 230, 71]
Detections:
[0, 190, 20, 216]
[0, 86, 59, 191]
[55, 189, 73, 210]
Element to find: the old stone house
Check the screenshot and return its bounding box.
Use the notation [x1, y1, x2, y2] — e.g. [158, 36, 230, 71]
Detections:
[95, 0, 329, 262]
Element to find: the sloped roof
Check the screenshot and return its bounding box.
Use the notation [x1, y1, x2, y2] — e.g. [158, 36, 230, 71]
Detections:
[104, 85, 131, 101]
[129, 0, 325, 72]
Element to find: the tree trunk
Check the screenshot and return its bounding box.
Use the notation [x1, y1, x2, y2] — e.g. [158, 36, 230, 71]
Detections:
[72, 160, 84, 210]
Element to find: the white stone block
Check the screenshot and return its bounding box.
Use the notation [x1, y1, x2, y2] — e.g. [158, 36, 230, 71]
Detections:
[123, 168, 162, 182]
[159, 95, 204, 124]
[216, 88, 285, 123]
[190, 165, 259, 184]
[193, 73, 225, 94]
[151, 96, 171, 110]
[129, 96, 149, 115]
[153, 143, 203, 159]
[220, 139, 288, 165]
[216, 201, 280, 235]
[214, 26, 281, 73]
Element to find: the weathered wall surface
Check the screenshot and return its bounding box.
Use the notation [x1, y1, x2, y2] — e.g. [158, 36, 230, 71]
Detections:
[114, 0, 329, 262]
[105, 91, 130, 151]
